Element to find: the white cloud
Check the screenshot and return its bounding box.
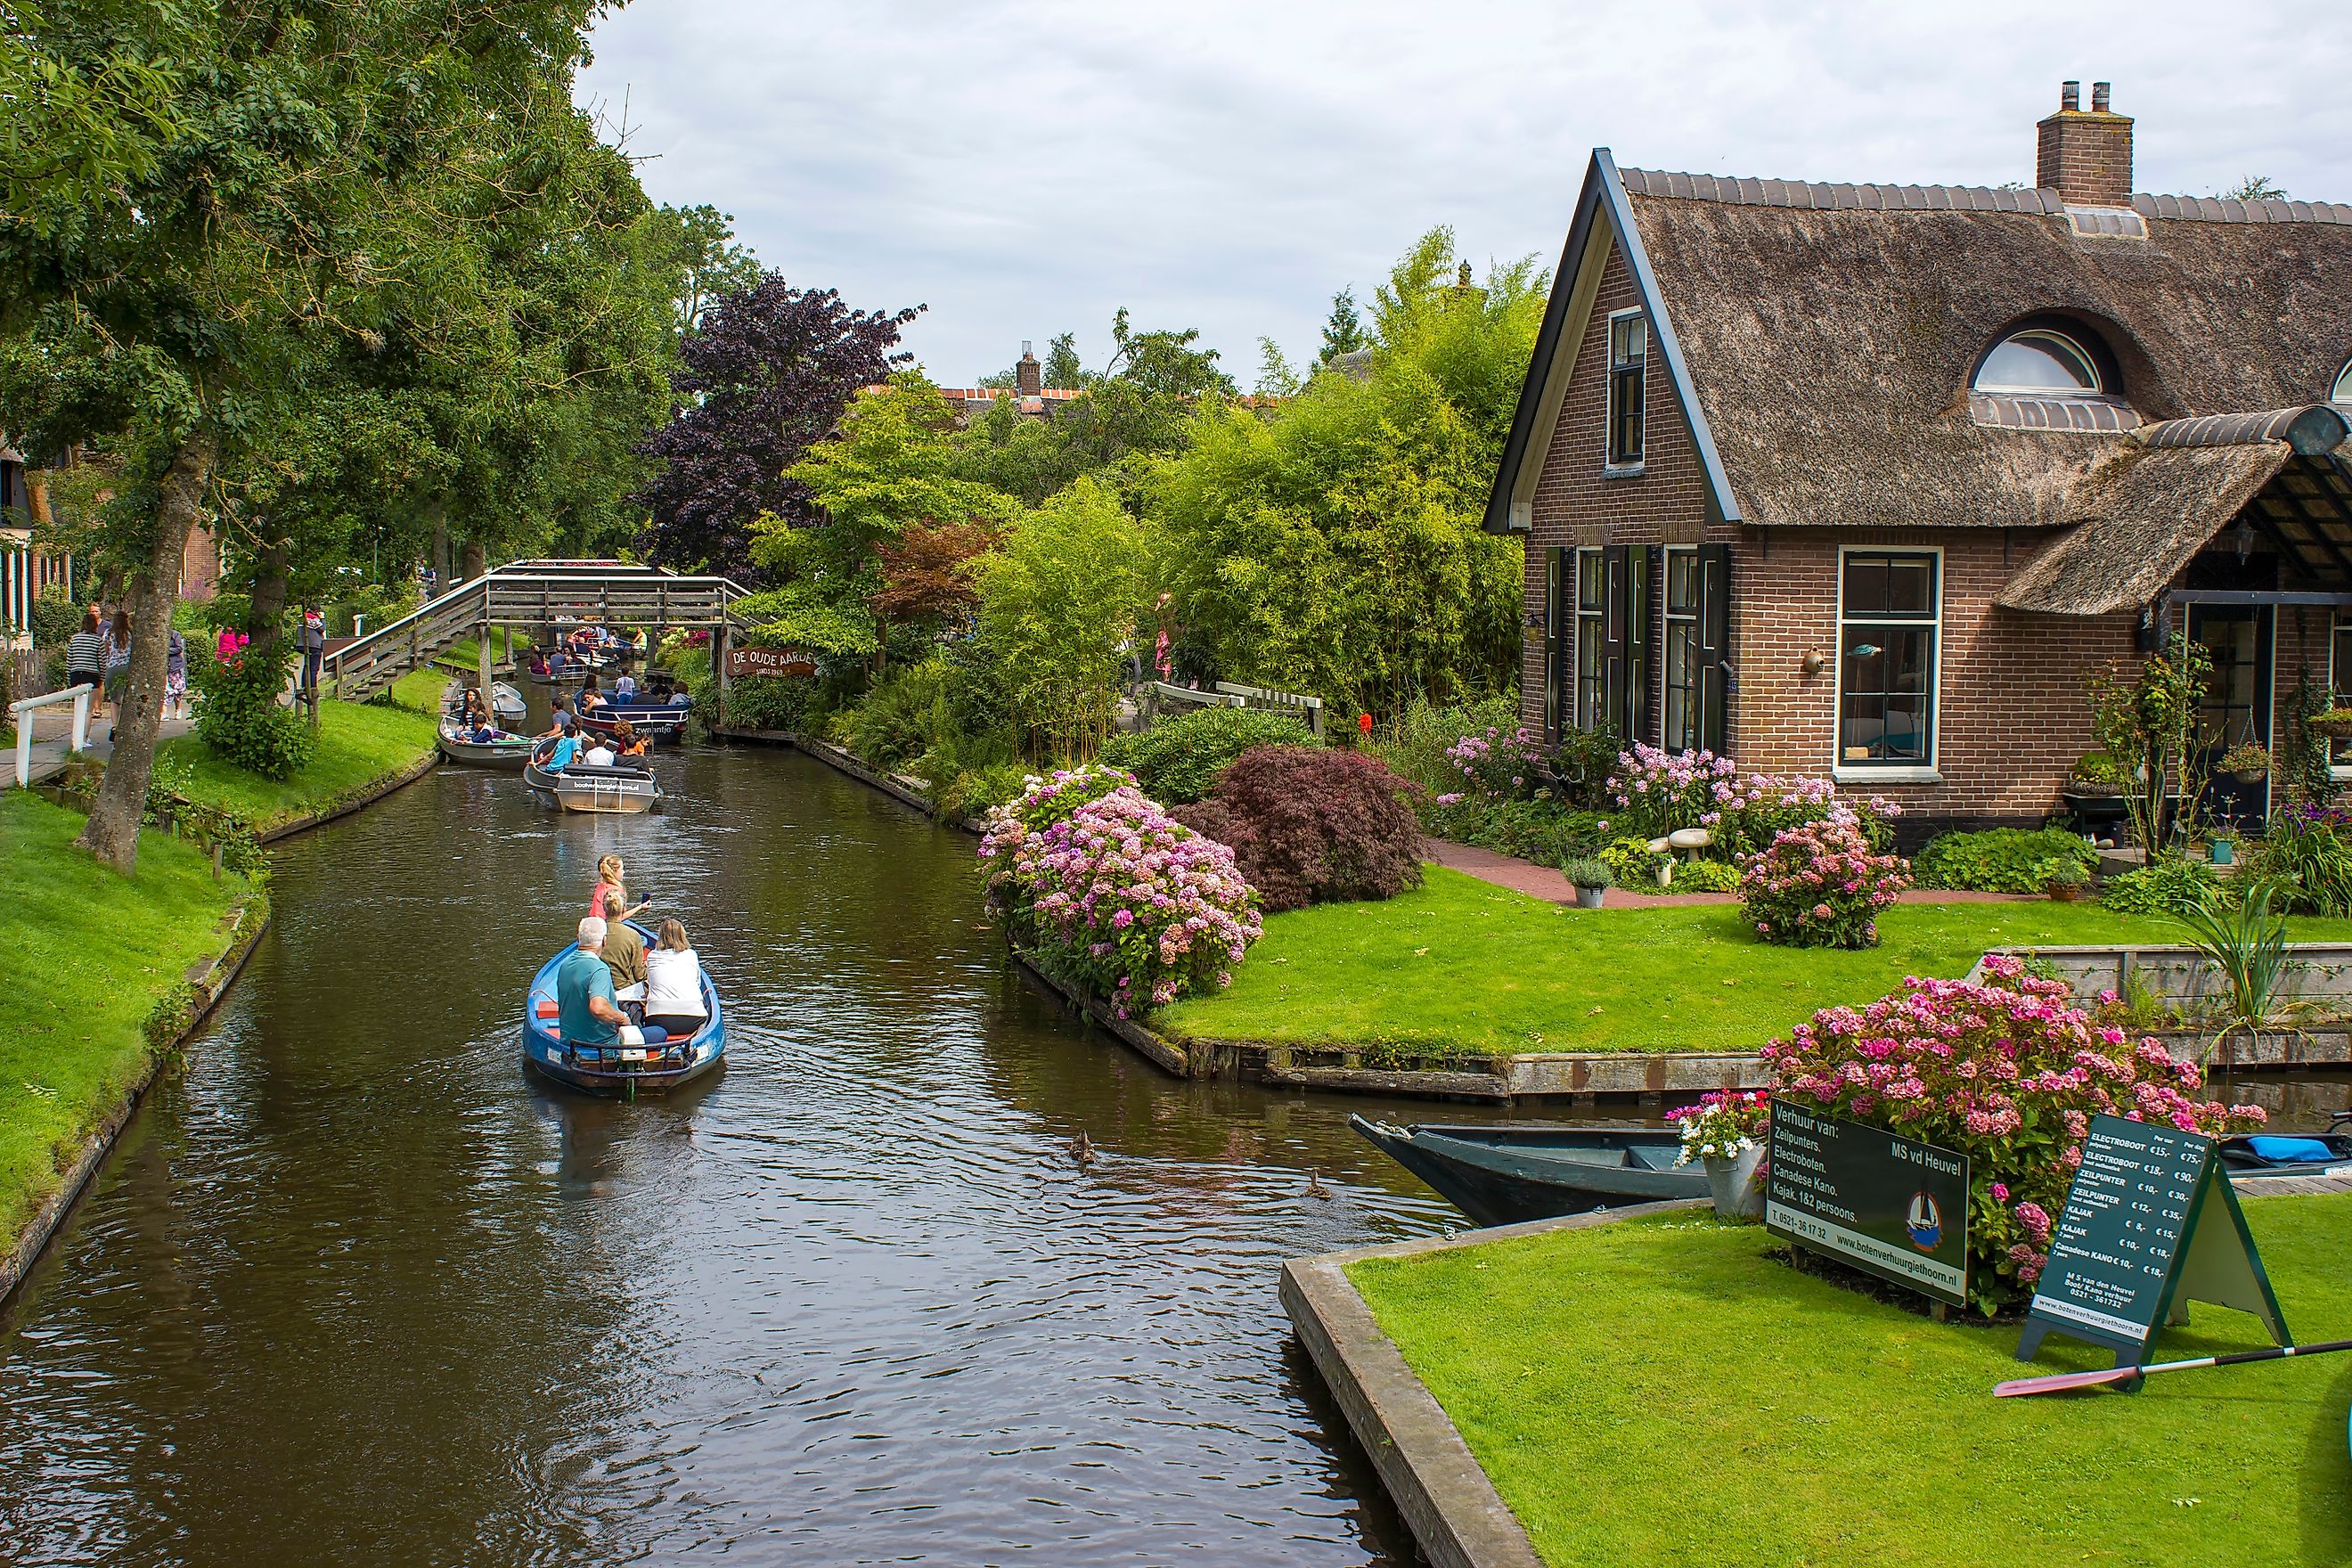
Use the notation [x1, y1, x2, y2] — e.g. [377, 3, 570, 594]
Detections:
[580, 0, 2352, 384]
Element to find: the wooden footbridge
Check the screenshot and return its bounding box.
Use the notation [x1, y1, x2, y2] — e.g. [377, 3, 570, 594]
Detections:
[324, 559, 759, 702]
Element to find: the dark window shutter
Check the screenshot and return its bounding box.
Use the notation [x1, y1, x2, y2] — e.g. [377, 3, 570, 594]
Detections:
[1543, 548, 1564, 739]
[1697, 542, 1731, 753]
[1602, 543, 1629, 736]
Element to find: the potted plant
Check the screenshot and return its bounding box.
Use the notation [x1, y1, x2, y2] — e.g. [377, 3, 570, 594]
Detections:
[2310, 706, 2352, 740]
[2044, 862, 2089, 902]
[2067, 752, 2127, 796]
[1670, 1090, 1771, 1221]
[1560, 856, 1613, 911]
[2209, 827, 2238, 867]
[2218, 742, 2271, 784]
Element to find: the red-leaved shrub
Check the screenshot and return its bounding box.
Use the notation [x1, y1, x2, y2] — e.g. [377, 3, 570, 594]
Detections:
[1174, 745, 1423, 913]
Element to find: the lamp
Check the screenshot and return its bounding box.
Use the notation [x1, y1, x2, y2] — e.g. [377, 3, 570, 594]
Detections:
[2230, 521, 2257, 563]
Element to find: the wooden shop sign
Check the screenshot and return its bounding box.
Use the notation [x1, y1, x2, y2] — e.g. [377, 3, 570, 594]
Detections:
[727, 645, 820, 679]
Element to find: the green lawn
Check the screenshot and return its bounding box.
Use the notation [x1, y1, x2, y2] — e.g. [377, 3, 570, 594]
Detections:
[1349, 1194, 2352, 1567]
[0, 792, 258, 1245]
[1158, 865, 2352, 1057]
[158, 668, 441, 835]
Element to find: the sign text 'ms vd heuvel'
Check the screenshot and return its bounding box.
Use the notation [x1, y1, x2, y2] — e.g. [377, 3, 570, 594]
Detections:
[1766, 1098, 1971, 1307]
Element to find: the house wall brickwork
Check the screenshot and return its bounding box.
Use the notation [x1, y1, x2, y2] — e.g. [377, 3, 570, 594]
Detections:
[179, 522, 218, 602]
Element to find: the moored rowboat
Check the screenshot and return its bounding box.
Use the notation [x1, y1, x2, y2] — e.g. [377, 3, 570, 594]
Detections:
[437, 717, 535, 769]
[1349, 1115, 1705, 1227]
[522, 922, 724, 1095]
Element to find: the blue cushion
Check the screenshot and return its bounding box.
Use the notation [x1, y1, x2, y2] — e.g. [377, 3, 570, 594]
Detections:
[2243, 1136, 2340, 1164]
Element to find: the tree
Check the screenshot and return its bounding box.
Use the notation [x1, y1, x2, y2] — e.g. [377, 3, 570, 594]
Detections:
[0, 0, 609, 873]
[661, 204, 764, 336]
[632, 274, 921, 576]
[973, 477, 1145, 758]
[1042, 331, 1083, 390]
[1254, 339, 1300, 400]
[1319, 286, 1366, 363]
[2222, 175, 2289, 202]
[871, 519, 999, 629]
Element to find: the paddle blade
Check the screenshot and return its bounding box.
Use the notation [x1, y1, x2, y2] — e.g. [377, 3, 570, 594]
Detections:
[1994, 1365, 2141, 1398]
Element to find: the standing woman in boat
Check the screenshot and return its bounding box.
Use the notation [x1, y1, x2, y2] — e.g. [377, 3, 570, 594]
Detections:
[588, 853, 649, 926]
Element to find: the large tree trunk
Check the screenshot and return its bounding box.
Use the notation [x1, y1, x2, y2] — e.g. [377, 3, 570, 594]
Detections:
[461, 538, 486, 583]
[77, 432, 215, 875]
[245, 537, 290, 657]
[429, 504, 450, 590]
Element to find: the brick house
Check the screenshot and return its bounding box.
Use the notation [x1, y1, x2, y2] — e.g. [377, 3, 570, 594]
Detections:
[1484, 81, 2352, 840]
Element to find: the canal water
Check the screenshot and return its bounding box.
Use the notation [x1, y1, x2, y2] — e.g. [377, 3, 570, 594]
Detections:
[7, 742, 2346, 1565]
[0, 745, 1484, 1566]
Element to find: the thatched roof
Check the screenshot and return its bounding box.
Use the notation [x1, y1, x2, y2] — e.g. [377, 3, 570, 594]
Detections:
[1619, 177, 2352, 529]
[1483, 152, 2352, 536]
[1993, 444, 2294, 614]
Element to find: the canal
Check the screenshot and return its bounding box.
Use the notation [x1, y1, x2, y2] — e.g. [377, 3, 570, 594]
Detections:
[0, 744, 1474, 1566]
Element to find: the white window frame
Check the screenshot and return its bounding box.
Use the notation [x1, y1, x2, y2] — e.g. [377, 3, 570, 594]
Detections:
[1662, 544, 1702, 752]
[1972, 327, 2105, 397]
[2333, 357, 2352, 405]
[1833, 544, 1943, 783]
[1572, 546, 1606, 731]
[2331, 612, 2352, 780]
[1603, 307, 1647, 474]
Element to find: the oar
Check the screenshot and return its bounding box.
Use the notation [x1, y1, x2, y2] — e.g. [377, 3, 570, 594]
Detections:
[1997, 1337, 2352, 1398]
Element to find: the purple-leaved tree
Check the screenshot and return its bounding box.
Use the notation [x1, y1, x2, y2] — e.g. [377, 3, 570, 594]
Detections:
[632, 274, 921, 576]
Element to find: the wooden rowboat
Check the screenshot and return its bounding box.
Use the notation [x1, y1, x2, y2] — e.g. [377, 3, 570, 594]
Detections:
[437, 716, 535, 769]
[522, 923, 724, 1095]
[1349, 1115, 1705, 1227]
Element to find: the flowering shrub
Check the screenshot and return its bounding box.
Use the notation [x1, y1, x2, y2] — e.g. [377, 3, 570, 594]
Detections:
[1670, 1090, 1770, 1164]
[1603, 744, 1899, 855]
[1174, 746, 1423, 912]
[1763, 954, 2267, 1312]
[1604, 744, 1742, 837]
[980, 773, 1261, 1017]
[1738, 811, 1909, 948]
[1445, 725, 1545, 801]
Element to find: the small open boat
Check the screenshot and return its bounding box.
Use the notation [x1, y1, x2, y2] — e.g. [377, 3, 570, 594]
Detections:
[525, 736, 662, 813]
[576, 699, 692, 746]
[522, 923, 724, 1095]
[437, 716, 535, 769]
[440, 680, 526, 723]
[2220, 1132, 2352, 1184]
[1350, 1115, 1705, 1227]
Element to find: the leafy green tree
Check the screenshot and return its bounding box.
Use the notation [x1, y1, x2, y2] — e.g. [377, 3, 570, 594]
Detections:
[2222, 175, 2288, 201]
[1042, 331, 1083, 390]
[1254, 339, 1300, 399]
[974, 477, 1146, 759]
[1319, 286, 1366, 363]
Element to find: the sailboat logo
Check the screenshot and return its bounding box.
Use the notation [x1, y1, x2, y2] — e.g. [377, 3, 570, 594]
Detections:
[1906, 1192, 1943, 1251]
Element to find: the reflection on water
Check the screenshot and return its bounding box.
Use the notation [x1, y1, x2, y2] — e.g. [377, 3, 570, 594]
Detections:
[0, 747, 1491, 1566]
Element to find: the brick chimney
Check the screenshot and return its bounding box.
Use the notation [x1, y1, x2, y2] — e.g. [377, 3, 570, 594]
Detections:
[2037, 79, 2133, 208]
[1015, 339, 1042, 396]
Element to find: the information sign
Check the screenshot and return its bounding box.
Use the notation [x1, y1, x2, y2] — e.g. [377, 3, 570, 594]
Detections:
[1766, 1098, 1972, 1308]
[727, 645, 820, 679]
[2017, 1114, 2288, 1378]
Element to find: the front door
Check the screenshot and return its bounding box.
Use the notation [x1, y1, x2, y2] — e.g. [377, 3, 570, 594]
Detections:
[2188, 604, 2273, 831]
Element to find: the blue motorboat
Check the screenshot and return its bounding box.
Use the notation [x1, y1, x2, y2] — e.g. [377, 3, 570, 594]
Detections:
[522, 922, 725, 1095]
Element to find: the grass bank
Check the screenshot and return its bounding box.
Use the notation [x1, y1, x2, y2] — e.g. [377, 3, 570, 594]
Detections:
[1159, 865, 2352, 1057]
[0, 792, 259, 1250]
[158, 667, 442, 837]
[1349, 1194, 2352, 1566]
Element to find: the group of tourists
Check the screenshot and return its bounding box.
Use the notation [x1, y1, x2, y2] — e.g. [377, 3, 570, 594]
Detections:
[556, 853, 710, 1053]
[534, 695, 649, 771]
[62, 600, 331, 740]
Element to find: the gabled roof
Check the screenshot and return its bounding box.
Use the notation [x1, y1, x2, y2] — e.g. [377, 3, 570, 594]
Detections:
[1486, 153, 2352, 535]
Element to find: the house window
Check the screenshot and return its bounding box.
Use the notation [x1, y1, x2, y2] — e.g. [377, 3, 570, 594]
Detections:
[1606, 311, 1646, 468]
[1574, 548, 1605, 729]
[2332, 615, 2352, 768]
[2334, 358, 2352, 404]
[1972, 327, 2103, 396]
[1663, 547, 1701, 751]
[1837, 551, 1939, 768]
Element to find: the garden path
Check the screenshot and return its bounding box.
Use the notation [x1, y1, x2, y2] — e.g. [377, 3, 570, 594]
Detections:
[1425, 839, 2041, 909]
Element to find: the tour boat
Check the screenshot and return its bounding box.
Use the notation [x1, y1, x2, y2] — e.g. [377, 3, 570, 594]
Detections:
[524, 736, 663, 813]
[1349, 1115, 1706, 1227]
[574, 699, 692, 746]
[436, 715, 535, 769]
[522, 924, 724, 1095]
[2219, 1132, 2352, 1183]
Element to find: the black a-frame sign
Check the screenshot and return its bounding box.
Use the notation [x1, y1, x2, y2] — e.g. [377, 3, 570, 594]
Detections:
[2015, 1115, 2289, 1389]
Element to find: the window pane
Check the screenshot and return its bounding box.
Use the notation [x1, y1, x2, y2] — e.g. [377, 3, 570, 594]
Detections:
[1974, 330, 2101, 394]
[1611, 314, 1647, 367]
[1887, 559, 1933, 616]
[1578, 551, 1604, 611]
[1667, 551, 1697, 612]
[1842, 556, 1888, 616]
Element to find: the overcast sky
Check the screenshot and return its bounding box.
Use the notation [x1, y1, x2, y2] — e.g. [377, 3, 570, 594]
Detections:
[578, 2, 2352, 388]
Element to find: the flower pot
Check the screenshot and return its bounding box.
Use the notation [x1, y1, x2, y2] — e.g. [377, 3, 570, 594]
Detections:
[2310, 715, 2352, 740]
[2046, 882, 2081, 902]
[2210, 840, 2234, 866]
[1703, 1146, 1766, 1221]
[1572, 884, 1607, 910]
[2230, 769, 2266, 784]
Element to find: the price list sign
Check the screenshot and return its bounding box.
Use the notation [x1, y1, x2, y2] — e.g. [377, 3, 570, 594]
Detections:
[2017, 1114, 2289, 1375]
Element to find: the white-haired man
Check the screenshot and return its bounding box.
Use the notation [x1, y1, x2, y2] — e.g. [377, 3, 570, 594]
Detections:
[558, 916, 631, 1054]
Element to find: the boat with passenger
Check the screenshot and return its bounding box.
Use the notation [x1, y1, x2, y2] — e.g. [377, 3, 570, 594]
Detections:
[522, 921, 724, 1094]
[525, 735, 663, 813]
[576, 698, 692, 746]
[437, 715, 535, 769]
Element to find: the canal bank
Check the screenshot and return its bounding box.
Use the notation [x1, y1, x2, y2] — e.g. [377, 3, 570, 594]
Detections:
[0, 743, 1519, 1564]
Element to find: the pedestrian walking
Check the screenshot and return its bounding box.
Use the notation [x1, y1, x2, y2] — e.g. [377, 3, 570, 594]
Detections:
[300, 605, 325, 695]
[65, 607, 105, 699]
[165, 627, 189, 720]
[100, 609, 132, 738]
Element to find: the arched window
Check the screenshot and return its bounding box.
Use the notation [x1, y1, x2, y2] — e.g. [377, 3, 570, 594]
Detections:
[2333, 358, 2352, 404]
[1973, 327, 2105, 396]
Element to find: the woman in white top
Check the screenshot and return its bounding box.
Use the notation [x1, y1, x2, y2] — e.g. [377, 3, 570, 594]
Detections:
[642, 919, 708, 1040]
[581, 738, 617, 767]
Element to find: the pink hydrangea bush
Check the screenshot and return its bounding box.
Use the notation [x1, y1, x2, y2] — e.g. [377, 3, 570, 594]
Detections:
[1445, 725, 1545, 801]
[1738, 811, 1909, 949]
[1604, 744, 1900, 853]
[1763, 953, 2266, 1311]
[980, 772, 1262, 1018]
